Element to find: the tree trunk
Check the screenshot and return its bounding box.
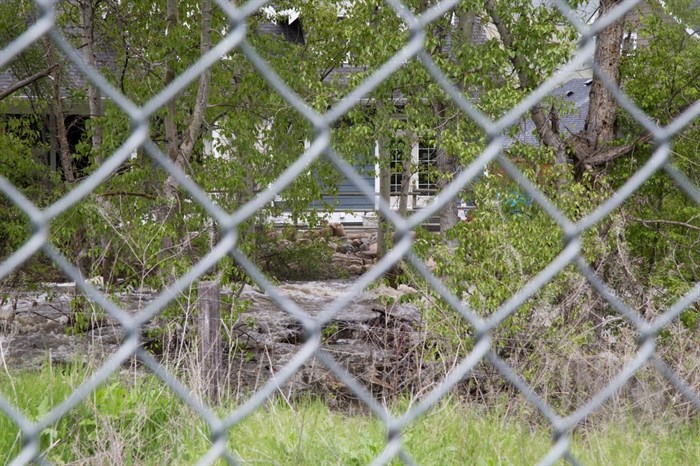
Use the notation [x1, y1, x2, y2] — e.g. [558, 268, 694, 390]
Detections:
[79, 0, 116, 282]
[163, 0, 181, 203]
[45, 40, 74, 183]
[398, 149, 411, 217]
[155, 0, 214, 279]
[377, 136, 391, 260]
[571, 0, 626, 167]
[583, 0, 624, 149]
[486, 0, 629, 171]
[436, 145, 459, 240]
[160, 0, 213, 203]
[78, 0, 103, 160]
[432, 102, 459, 240]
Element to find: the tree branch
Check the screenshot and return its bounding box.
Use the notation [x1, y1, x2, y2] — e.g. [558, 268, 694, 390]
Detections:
[97, 191, 157, 200]
[581, 132, 653, 166]
[630, 217, 700, 232]
[0, 66, 56, 101]
[483, 0, 568, 163]
[179, 0, 213, 164]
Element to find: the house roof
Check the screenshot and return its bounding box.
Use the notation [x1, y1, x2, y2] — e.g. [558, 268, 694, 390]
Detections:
[0, 18, 302, 111]
[509, 77, 591, 147]
[0, 71, 15, 92]
[258, 19, 305, 45]
[0, 44, 114, 107]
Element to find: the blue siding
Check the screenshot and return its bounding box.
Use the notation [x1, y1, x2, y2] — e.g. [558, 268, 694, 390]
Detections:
[309, 166, 376, 211]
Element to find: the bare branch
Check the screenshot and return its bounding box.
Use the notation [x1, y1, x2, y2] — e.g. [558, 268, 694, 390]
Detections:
[483, 0, 568, 164]
[580, 133, 653, 166]
[97, 191, 158, 200]
[0, 66, 56, 101]
[179, 0, 213, 164]
[630, 217, 700, 232]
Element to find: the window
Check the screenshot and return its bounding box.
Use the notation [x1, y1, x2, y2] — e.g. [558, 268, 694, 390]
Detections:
[389, 138, 408, 194]
[418, 144, 437, 191]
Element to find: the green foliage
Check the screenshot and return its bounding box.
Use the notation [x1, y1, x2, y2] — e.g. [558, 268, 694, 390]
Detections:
[2, 0, 699, 371]
[3, 367, 700, 465]
[259, 234, 339, 281]
[0, 117, 60, 259]
[0, 365, 206, 463]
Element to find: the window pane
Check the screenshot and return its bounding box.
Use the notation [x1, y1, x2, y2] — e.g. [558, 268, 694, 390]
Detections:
[389, 138, 407, 194]
[418, 144, 436, 191]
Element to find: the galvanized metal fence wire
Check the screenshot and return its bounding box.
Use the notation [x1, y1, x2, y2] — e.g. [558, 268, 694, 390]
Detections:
[1, 0, 700, 464]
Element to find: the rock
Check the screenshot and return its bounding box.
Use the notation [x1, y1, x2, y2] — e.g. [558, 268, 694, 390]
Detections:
[351, 238, 362, 248]
[0, 305, 15, 326]
[357, 251, 376, 260]
[364, 284, 408, 302]
[359, 242, 369, 251]
[347, 232, 368, 240]
[369, 242, 377, 254]
[331, 253, 365, 269]
[397, 284, 418, 296]
[329, 222, 346, 237]
[347, 265, 363, 275]
[337, 242, 356, 254]
[86, 276, 104, 288]
[319, 226, 334, 237]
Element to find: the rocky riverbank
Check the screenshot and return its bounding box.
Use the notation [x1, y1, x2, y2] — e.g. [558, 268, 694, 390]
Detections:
[0, 278, 438, 400]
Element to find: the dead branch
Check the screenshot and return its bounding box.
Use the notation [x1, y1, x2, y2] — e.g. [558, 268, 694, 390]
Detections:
[0, 65, 56, 101]
[630, 217, 700, 232]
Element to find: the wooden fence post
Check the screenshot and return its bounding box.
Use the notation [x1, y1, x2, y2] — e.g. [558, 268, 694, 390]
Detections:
[198, 281, 221, 402]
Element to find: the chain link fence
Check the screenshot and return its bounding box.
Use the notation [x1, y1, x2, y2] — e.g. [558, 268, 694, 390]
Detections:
[1, 0, 700, 464]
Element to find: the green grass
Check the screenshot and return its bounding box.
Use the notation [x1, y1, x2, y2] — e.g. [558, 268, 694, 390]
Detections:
[1, 364, 699, 465]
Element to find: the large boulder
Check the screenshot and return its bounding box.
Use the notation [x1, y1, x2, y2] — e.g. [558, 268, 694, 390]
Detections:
[329, 222, 346, 237]
[358, 242, 377, 259]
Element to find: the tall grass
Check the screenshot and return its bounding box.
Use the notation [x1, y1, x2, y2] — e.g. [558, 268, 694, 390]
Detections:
[1, 363, 698, 465]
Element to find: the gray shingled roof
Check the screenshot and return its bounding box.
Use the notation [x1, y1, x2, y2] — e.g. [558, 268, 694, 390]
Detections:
[0, 48, 114, 101]
[1, 20, 300, 102]
[258, 19, 305, 44]
[3, 14, 590, 149]
[0, 70, 15, 92]
[509, 77, 591, 147]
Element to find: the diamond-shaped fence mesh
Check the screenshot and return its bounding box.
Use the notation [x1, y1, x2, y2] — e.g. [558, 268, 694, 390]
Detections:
[1, 0, 700, 464]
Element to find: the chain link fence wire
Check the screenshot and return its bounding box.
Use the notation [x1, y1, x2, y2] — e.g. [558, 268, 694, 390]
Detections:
[1, 0, 700, 464]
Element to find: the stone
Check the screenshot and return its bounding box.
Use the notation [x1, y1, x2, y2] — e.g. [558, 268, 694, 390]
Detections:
[329, 222, 346, 237]
[0, 305, 15, 325]
[347, 265, 363, 275]
[331, 253, 365, 268]
[397, 284, 418, 296]
[337, 242, 356, 254]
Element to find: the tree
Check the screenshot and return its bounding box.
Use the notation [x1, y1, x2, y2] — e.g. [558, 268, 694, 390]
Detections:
[2, 0, 698, 287]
